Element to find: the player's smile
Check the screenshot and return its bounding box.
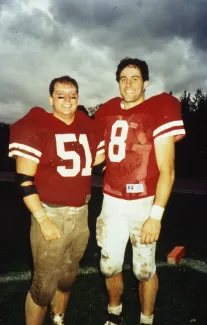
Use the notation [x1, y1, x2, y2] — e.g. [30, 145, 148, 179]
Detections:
[61, 106, 73, 115]
[61, 104, 73, 111]
[125, 90, 136, 97]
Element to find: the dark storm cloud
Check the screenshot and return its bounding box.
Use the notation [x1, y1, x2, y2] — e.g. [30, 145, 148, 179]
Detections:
[142, 0, 207, 51]
[47, 0, 207, 99]
[0, 0, 207, 123]
[49, 0, 121, 29]
[49, 0, 207, 51]
[0, 0, 15, 8]
[6, 8, 65, 47]
[0, 0, 16, 17]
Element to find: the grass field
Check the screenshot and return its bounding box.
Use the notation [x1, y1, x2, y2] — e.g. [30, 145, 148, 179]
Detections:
[1, 181, 207, 325]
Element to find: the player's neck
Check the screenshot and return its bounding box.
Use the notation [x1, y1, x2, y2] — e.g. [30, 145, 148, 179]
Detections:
[123, 97, 145, 110]
[53, 112, 75, 125]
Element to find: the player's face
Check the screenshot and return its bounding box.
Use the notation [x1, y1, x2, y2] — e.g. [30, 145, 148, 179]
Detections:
[49, 82, 79, 124]
[119, 66, 148, 109]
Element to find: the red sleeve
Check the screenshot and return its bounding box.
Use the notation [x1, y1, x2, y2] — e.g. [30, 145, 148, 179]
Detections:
[9, 107, 44, 163]
[153, 93, 186, 142]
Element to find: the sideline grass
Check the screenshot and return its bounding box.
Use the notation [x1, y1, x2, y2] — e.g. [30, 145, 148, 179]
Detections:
[1, 264, 207, 325]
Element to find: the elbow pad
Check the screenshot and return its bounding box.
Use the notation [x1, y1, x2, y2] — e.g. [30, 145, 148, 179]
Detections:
[15, 173, 38, 198]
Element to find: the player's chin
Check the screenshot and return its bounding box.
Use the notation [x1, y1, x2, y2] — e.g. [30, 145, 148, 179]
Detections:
[123, 93, 133, 99]
[62, 109, 76, 116]
[123, 95, 137, 103]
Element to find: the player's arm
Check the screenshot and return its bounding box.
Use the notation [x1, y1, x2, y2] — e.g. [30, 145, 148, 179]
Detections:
[16, 156, 62, 241]
[140, 136, 175, 244]
[153, 135, 175, 207]
[93, 152, 105, 166]
[93, 135, 106, 169]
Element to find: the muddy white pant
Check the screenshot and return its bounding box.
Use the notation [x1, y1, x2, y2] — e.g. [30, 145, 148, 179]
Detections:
[96, 194, 156, 281]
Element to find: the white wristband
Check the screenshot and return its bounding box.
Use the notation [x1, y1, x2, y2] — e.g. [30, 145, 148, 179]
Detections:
[150, 205, 165, 221]
[33, 208, 49, 224]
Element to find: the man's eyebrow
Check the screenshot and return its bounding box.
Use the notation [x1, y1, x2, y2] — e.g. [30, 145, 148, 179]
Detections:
[120, 75, 140, 78]
[55, 91, 65, 94]
[55, 89, 77, 94]
[67, 90, 78, 95]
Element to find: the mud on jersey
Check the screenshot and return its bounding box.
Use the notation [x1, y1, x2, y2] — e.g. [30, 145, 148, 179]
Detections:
[95, 93, 186, 200]
[9, 107, 104, 206]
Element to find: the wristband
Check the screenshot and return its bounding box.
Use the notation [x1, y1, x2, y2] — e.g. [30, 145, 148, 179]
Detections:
[150, 205, 165, 221]
[33, 208, 49, 224]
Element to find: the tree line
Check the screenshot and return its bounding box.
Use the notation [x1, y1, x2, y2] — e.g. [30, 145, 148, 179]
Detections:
[176, 89, 207, 178]
[0, 90, 207, 178]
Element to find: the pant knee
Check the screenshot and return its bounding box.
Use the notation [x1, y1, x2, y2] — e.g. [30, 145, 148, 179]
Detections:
[133, 264, 156, 281]
[58, 262, 79, 292]
[100, 256, 122, 278]
[30, 282, 56, 307]
[30, 270, 58, 306]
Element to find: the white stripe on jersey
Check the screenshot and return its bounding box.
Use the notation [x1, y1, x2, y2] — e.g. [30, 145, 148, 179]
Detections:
[9, 143, 42, 157]
[9, 150, 40, 163]
[153, 120, 184, 136]
[154, 129, 186, 141]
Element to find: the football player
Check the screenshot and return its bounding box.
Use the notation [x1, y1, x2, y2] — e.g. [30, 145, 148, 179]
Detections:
[95, 58, 186, 325]
[9, 75, 105, 325]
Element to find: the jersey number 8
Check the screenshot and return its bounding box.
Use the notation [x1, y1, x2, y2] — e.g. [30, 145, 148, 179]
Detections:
[108, 120, 129, 162]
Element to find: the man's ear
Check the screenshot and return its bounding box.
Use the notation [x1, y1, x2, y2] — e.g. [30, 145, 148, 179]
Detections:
[143, 80, 148, 90]
[48, 96, 53, 106]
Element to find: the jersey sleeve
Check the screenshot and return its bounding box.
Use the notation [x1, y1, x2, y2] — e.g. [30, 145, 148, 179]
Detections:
[153, 93, 186, 142]
[9, 107, 43, 163]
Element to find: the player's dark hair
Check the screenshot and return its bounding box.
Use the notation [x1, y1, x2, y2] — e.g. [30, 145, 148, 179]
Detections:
[116, 57, 149, 82]
[49, 76, 79, 96]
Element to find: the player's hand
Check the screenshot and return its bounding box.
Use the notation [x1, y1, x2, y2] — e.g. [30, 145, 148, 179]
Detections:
[39, 218, 62, 241]
[96, 216, 106, 247]
[140, 217, 161, 244]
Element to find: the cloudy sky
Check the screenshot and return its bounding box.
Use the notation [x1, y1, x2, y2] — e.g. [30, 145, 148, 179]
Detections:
[0, 0, 207, 123]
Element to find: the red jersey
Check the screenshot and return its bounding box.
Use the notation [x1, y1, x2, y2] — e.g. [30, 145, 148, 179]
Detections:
[9, 107, 104, 207]
[95, 92, 186, 200]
